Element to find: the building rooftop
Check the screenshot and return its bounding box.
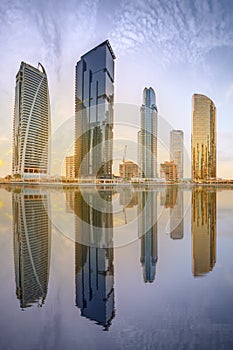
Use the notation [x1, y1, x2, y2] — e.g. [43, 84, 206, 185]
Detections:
[81, 40, 116, 60]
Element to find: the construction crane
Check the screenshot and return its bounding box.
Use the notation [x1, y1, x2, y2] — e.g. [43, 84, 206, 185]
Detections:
[123, 145, 127, 163]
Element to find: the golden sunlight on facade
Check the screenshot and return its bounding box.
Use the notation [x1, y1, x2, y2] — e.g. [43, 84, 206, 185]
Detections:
[192, 94, 216, 182]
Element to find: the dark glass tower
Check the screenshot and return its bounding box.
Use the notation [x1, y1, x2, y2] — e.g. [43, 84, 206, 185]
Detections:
[74, 191, 115, 330]
[75, 40, 115, 178]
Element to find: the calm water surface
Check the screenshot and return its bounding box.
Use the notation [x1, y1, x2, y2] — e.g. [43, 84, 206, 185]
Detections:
[0, 185, 233, 350]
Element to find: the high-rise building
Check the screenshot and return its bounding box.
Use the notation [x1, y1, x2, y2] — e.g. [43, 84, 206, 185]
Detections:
[12, 62, 50, 179]
[65, 155, 75, 179]
[138, 87, 158, 178]
[75, 40, 115, 178]
[192, 94, 216, 181]
[138, 191, 158, 283]
[13, 188, 51, 309]
[192, 188, 216, 276]
[170, 130, 184, 179]
[74, 191, 115, 330]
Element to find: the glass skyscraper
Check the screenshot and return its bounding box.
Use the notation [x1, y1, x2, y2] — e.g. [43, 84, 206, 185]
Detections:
[170, 130, 184, 179]
[192, 94, 216, 181]
[12, 62, 51, 179]
[75, 40, 115, 178]
[139, 87, 158, 178]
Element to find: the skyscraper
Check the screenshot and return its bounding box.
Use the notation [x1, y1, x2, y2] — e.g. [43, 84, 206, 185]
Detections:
[13, 188, 51, 309]
[170, 130, 184, 179]
[12, 62, 50, 179]
[192, 94, 216, 181]
[192, 188, 216, 276]
[75, 40, 115, 178]
[138, 87, 158, 178]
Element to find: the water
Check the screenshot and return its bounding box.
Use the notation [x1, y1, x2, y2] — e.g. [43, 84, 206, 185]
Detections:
[0, 185, 233, 350]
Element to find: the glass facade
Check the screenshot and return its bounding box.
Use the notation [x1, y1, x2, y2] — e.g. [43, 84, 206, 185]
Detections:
[75, 41, 115, 178]
[170, 130, 184, 179]
[192, 94, 216, 181]
[139, 87, 158, 178]
[73, 191, 115, 330]
[12, 62, 50, 178]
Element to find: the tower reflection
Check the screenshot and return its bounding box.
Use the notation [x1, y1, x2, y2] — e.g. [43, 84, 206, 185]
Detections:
[138, 191, 158, 283]
[192, 188, 216, 276]
[12, 188, 51, 309]
[161, 186, 184, 239]
[73, 190, 115, 330]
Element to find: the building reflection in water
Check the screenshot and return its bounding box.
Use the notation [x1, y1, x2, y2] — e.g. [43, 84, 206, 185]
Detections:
[12, 188, 51, 309]
[192, 188, 216, 277]
[72, 190, 115, 330]
[161, 186, 184, 240]
[138, 191, 158, 283]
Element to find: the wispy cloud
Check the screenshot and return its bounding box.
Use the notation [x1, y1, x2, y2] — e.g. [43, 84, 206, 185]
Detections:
[110, 0, 233, 64]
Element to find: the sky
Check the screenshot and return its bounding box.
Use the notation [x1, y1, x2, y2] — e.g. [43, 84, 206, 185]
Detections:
[1, 0, 233, 178]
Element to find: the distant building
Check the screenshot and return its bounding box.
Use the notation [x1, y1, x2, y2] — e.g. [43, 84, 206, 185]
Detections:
[65, 155, 75, 179]
[12, 62, 50, 179]
[160, 161, 178, 182]
[192, 94, 216, 181]
[138, 87, 158, 178]
[75, 40, 115, 178]
[170, 130, 184, 179]
[119, 161, 139, 179]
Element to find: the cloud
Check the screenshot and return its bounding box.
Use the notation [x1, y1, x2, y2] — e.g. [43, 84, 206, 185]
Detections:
[110, 0, 233, 65]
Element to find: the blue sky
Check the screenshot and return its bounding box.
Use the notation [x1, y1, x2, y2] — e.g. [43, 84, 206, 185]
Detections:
[1, 0, 233, 177]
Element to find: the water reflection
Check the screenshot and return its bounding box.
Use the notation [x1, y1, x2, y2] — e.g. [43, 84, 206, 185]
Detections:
[12, 188, 51, 309]
[73, 191, 115, 330]
[161, 186, 184, 239]
[138, 191, 158, 283]
[192, 188, 216, 276]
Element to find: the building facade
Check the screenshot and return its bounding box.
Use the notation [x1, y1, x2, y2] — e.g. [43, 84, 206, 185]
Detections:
[75, 40, 115, 178]
[170, 130, 184, 179]
[138, 87, 158, 178]
[160, 161, 178, 182]
[65, 155, 75, 179]
[12, 62, 50, 179]
[192, 94, 216, 181]
[119, 161, 139, 179]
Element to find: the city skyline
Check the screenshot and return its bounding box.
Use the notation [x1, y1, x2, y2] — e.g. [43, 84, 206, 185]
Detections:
[1, 1, 233, 178]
